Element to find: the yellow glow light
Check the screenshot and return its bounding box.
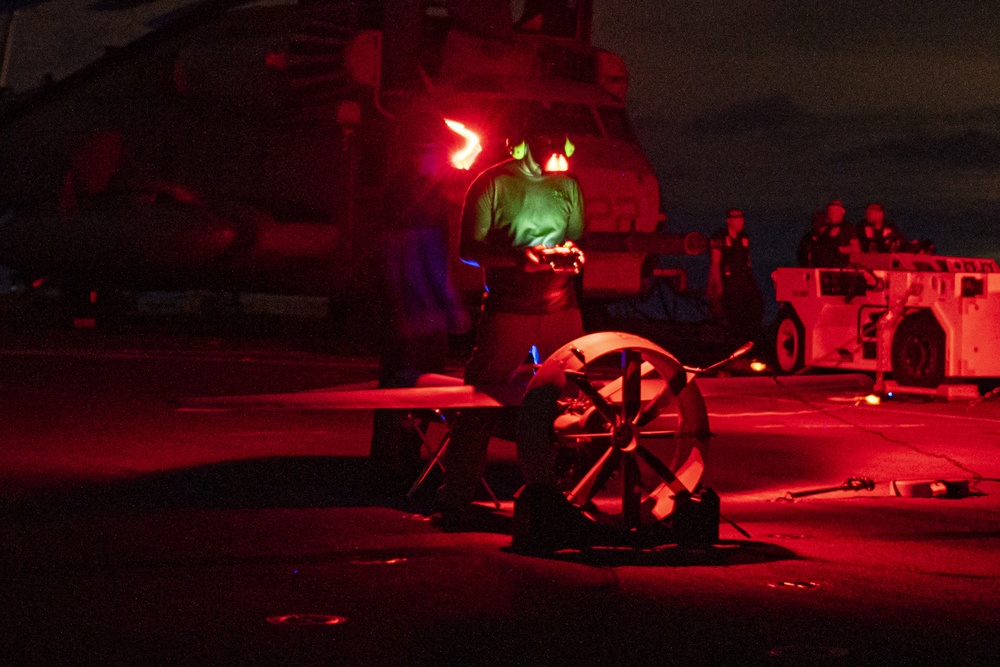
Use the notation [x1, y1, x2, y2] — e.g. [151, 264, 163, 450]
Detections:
[444, 118, 482, 170]
[749, 361, 767, 372]
[864, 393, 881, 405]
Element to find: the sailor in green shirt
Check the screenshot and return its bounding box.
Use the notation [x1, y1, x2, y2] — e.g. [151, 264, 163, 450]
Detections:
[437, 115, 593, 551]
[462, 150, 584, 314]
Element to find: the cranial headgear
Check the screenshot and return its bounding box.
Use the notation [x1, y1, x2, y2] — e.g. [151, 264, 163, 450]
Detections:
[508, 114, 573, 171]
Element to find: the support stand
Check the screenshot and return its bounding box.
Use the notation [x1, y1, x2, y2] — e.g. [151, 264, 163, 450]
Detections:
[405, 410, 500, 509]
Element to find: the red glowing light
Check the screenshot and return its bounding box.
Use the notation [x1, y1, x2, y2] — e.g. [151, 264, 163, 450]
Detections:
[544, 154, 569, 172]
[265, 614, 347, 626]
[265, 52, 287, 70]
[443, 119, 482, 170]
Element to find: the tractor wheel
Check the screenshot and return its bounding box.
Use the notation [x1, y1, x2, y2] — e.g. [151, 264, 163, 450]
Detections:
[891, 310, 945, 388]
[773, 305, 805, 374]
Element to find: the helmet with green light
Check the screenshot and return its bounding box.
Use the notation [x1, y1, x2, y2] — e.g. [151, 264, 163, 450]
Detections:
[506, 115, 575, 172]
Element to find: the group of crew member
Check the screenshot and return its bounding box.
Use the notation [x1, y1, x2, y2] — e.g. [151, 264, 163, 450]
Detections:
[797, 200, 909, 267]
[713, 199, 915, 325]
[705, 199, 920, 343]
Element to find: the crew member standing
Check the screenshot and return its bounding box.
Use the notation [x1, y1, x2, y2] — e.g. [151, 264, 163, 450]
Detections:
[706, 208, 763, 344]
[435, 115, 589, 550]
[369, 114, 471, 496]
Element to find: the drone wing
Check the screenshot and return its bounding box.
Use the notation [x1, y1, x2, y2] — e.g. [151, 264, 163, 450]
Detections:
[178, 374, 526, 411]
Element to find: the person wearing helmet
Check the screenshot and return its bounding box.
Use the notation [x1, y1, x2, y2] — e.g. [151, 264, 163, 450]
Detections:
[435, 113, 591, 552]
[856, 202, 906, 253]
[803, 199, 860, 267]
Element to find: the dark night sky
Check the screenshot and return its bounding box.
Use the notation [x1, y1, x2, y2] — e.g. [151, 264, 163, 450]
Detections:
[593, 1, 1000, 262]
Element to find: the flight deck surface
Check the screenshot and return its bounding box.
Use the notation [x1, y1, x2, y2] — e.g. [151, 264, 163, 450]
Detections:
[2, 329, 998, 664]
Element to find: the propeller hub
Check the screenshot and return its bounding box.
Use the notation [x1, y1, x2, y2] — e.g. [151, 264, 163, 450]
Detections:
[611, 422, 636, 450]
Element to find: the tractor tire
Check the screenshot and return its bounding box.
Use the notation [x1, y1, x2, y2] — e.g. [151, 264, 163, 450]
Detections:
[891, 310, 945, 388]
[773, 305, 805, 374]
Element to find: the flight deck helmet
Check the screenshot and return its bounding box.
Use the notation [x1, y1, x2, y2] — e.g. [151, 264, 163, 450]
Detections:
[506, 113, 575, 172]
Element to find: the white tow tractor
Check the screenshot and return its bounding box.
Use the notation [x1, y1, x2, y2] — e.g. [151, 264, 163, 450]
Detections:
[771, 252, 1000, 394]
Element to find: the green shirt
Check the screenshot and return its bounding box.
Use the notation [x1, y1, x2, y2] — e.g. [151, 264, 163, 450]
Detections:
[461, 159, 584, 314]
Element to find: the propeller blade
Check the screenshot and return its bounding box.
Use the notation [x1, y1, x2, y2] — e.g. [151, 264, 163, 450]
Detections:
[638, 446, 706, 521]
[567, 445, 618, 507]
[621, 349, 642, 424]
[623, 454, 642, 527]
[565, 370, 619, 426]
[636, 445, 683, 491]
